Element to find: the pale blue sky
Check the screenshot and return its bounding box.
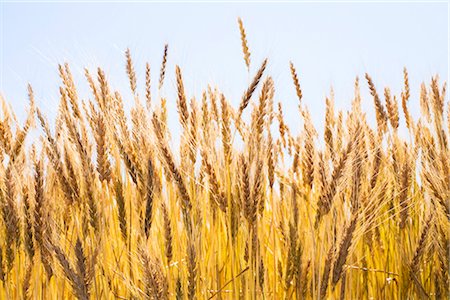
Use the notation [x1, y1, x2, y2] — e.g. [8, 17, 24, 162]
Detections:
[0, 2, 448, 135]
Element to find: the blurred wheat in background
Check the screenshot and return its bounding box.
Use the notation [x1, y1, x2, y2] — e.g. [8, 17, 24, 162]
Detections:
[0, 18, 448, 299]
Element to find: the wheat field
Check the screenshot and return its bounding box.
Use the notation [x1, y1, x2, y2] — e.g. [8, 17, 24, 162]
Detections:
[0, 19, 448, 299]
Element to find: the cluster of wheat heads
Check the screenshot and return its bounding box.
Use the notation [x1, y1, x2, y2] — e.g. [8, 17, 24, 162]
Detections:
[0, 19, 449, 300]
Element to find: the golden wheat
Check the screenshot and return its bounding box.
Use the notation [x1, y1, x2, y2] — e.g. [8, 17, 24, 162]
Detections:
[0, 21, 448, 300]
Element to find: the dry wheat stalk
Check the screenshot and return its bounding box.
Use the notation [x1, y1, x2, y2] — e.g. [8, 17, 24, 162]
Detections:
[238, 58, 268, 118]
[238, 17, 251, 70]
[175, 66, 189, 128]
[125, 48, 138, 96]
[289, 61, 303, 104]
[159, 44, 169, 90]
[145, 62, 152, 110]
[332, 214, 358, 286]
[144, 158, 155, 239]
[365, 73, 388, 133]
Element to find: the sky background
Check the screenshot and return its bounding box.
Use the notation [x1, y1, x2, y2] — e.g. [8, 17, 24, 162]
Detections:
[0, 2, 448, 137]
